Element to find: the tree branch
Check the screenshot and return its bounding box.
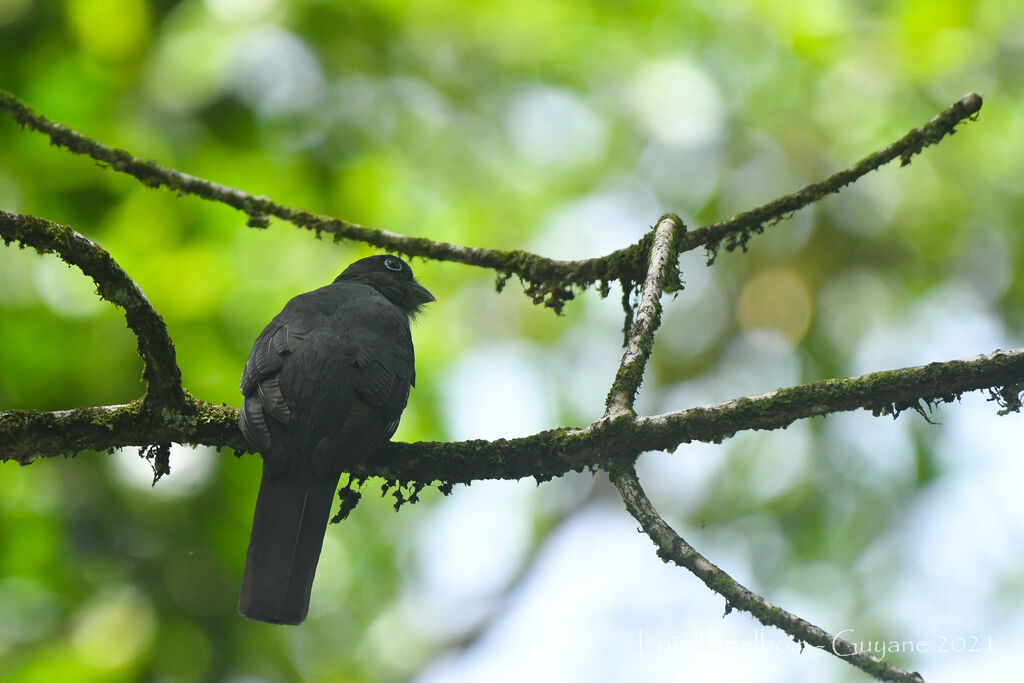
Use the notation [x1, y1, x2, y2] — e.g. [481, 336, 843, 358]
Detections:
[609, 464, 924, 682]
[0, 210, 186, 411]
[0, 398, 244, 464]
[680, 92, 983, 262]
[0, 82, 1000, 681]
[636, 347, 1024, 447]
[605, 213, 680, 416]
[0, 89, 983, 311]
[0, 89, 632, 312]
[5, 347, 1021, 483]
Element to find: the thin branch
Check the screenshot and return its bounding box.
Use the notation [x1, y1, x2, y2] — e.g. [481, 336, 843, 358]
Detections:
[679, 92, 983, 262]
[636, 348, 1024, 447]
[5, 347, 1022, 483]
[605, 214, 680, 416]
[0, 89, 634, 312]
[0, 210, 186, 411]
[0, 89, 983, 311]
[609, 465, 924, 682]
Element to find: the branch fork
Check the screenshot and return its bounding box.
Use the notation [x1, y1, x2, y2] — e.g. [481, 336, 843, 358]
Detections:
[0, 91, 1003, 682]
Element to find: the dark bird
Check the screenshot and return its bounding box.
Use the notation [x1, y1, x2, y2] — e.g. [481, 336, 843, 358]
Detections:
[237, 255, 434, 625]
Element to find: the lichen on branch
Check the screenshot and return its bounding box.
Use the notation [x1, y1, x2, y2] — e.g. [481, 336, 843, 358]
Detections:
[0, 89, 982, 312]
[0, 210, 186, 411]
[605, 214, 682, 416]
[610, 465, 925, 683]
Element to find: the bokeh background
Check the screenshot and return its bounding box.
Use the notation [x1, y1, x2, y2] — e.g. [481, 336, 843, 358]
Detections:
[2, 1, 1024, 681]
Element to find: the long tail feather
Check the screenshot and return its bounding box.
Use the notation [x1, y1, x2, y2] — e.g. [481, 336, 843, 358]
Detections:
[238, 461, 338, 625]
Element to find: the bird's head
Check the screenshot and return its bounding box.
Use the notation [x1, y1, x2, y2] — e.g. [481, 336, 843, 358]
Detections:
[334, 255, 435, 317]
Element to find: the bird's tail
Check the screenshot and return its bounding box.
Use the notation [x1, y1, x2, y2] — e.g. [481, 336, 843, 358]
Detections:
[238, 463, 339, 625]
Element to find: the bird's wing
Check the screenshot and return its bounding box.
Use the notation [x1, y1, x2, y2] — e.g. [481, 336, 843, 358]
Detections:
[238, 301, 313, 461]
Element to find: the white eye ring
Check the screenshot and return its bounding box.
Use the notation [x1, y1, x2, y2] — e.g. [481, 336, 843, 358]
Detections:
[384, 257, 403, 272]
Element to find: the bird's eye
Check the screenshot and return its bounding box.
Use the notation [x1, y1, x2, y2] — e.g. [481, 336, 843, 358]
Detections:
[384, 257, 403, 272]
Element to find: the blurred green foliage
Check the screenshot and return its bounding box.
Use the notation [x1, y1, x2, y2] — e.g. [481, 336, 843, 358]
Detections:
[1, 0, 1023, 681]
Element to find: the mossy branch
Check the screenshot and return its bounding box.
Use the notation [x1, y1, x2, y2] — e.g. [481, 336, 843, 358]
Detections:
[609, 465, 924, 682]
[680, 92, 983, 262]
[0, 89, 982, 312]
[605, 213, 680, 416]
[0, 397, 244, 464]
[0, 210, 186, 412]
[5, 347, 1021, 485]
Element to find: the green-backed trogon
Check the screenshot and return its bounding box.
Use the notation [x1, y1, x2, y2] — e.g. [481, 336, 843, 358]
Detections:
[237, 255, 433, 624]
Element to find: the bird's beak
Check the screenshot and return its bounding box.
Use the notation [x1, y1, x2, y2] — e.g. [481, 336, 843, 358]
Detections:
[411, 280, 436, 304]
